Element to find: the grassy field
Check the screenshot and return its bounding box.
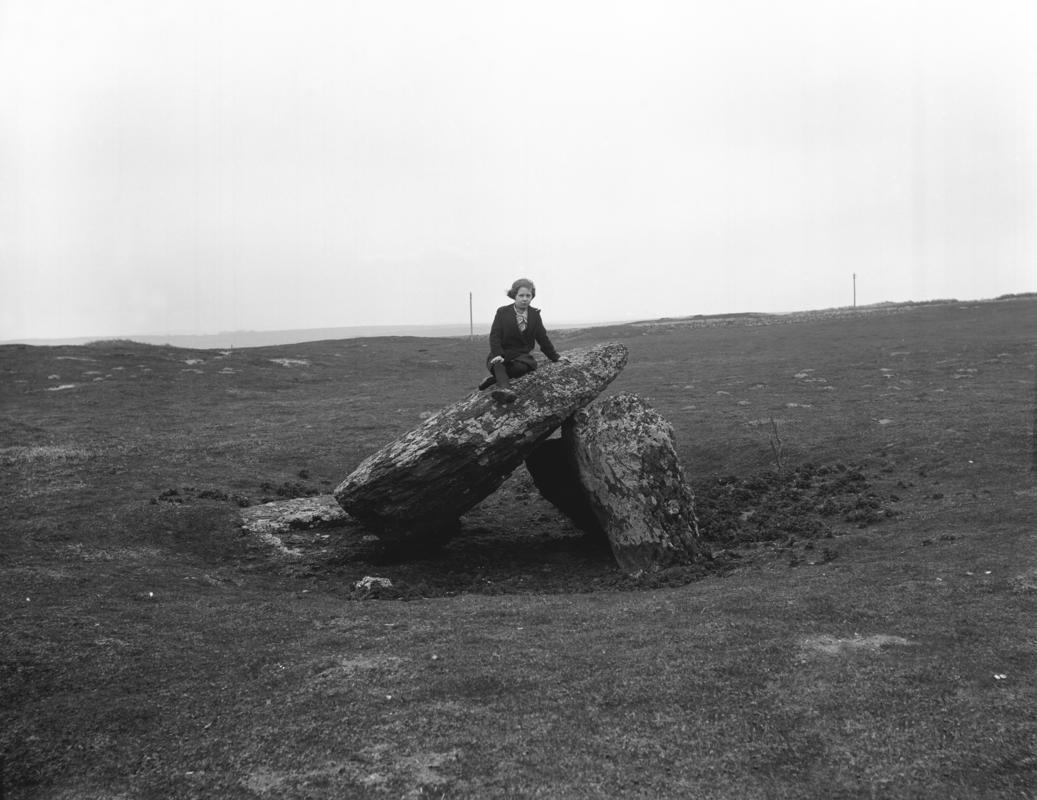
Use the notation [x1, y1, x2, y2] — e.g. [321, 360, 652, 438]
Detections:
[2, 298, 1035, 799]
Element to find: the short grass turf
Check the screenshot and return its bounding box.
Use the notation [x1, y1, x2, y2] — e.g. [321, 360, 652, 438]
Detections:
[1, 297, 1036, 799]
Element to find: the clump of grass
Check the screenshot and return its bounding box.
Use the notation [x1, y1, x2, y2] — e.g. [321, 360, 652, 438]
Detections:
[767, 417, 786, 472]
[259, 480, 320, 501]
[152, 486, 252, 507]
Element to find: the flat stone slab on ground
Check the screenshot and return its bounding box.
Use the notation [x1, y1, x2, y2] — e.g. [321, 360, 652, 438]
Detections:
[239, 495, 350, 537]
[238, 495, 385, 563]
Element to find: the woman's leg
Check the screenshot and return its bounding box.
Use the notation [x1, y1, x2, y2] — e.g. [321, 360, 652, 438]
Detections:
[492, 362, 511, 388]
[491, 361, 517, 404]
[505, 360, 535, 379]
[492, 358, 538, 403]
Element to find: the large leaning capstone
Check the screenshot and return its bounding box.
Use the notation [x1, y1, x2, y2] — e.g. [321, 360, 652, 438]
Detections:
[568, 393, 700, 573]
[334, 343, 628, 546]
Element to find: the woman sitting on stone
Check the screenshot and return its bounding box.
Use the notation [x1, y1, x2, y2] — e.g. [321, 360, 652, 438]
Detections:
[478, 278, 561, 403]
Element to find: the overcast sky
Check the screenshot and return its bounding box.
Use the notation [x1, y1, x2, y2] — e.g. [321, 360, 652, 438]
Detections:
[2, 0, 1035, 341]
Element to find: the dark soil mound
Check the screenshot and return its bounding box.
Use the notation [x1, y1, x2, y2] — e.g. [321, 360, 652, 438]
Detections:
[691, 461, 898, 545]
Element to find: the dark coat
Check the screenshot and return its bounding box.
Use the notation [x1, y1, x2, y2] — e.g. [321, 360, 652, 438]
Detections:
[487, 304, 560, 367]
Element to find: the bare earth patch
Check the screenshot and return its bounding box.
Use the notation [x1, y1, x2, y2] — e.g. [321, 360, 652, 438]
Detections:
[1009, 568, 1037, 593]
[244, 748, 460, 798]
[309, 654, 408, 684]
[799, 634, 917, 656]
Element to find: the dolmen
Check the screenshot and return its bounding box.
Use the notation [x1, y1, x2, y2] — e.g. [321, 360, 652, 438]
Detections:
[334, 343, 629, 543]
[243, 342, 702, 574]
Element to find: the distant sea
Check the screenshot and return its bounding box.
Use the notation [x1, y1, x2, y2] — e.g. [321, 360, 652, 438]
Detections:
[4, 321, 625, 349]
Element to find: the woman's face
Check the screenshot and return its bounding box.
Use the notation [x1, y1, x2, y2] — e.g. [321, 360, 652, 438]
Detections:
[514, 287, 533, 309]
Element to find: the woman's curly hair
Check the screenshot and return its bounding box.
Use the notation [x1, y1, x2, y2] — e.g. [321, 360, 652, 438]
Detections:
[506, 278, 536, 299]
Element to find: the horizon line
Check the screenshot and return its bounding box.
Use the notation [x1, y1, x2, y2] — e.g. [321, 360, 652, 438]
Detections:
[3, 293, 1034, 348]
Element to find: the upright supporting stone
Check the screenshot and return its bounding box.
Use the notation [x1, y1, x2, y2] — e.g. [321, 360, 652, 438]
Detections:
[524, 430, 605, 537]
[568, 393, 700, 574]
[334, 343, 628, 550]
